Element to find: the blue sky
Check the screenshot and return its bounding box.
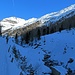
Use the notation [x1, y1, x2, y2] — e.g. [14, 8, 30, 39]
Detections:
[0, 0, 75, 20]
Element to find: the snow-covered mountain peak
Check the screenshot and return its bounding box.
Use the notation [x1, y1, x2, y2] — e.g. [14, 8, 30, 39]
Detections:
[1, 4, 75, 33]
[58, 4, 75, 14]
[2, 17, 26, 24]
[67, 4, 75, 10]
[39, 4, 75, 23]
[0, 17, 38, 32]
[2, 17, 37, 24]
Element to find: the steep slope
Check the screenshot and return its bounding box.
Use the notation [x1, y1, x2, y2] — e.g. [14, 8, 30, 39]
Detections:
[0, 37, 20, 75]
[39, 4, 75, 24]
[0, 17, 37, 33]
[0, 28, 75, 75]
[0, 4, 75, 35]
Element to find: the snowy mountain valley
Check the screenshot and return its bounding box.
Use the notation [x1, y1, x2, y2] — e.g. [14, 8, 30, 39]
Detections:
[0, 4, 75, 75]
[0, 29, 75, 75]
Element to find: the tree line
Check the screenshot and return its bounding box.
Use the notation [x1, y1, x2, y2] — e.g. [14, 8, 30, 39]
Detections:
[1, 13, 75, 45]
[16, 14, 75, 45]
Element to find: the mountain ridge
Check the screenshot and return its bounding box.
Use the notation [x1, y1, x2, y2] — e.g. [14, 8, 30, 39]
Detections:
[0, 4, 75, 35]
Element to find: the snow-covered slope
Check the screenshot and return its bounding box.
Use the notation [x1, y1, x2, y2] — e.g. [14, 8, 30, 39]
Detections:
[0, 17, 37, 32]
[0, 4, 75, 33]
[39, 4, 75, 24]
[0, 28, 75, 75]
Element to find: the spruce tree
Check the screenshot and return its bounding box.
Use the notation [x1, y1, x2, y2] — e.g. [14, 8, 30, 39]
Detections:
[25, 32, 30, 44]
[43, 28, 46, 35]
[37, 29, 41, 40]
[6, 35, 9, 44]
[15, 33, 18, 44]
[47, 27, 49, 34]
[50, 27, 54, 33]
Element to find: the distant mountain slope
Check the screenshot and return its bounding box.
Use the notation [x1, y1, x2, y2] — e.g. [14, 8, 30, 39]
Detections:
[0, 4, 75, 35]
[0, 17, 37, 32]
[39, 4, 75, 23]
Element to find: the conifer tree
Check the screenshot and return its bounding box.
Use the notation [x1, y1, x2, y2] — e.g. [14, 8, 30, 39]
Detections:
[6, 35, 9, 44]
[47, 27, 49, 34]
[43, 28, 46, 35]
[15, 33, 18, 44]
[37, 29, 41, 40]
[25, 32, 30, 44]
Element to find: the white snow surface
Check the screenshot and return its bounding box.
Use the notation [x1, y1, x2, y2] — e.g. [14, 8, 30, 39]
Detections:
[0, 17, 37, 32]
[39, 4, 75, 23]
[0, 28, 75, 75]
